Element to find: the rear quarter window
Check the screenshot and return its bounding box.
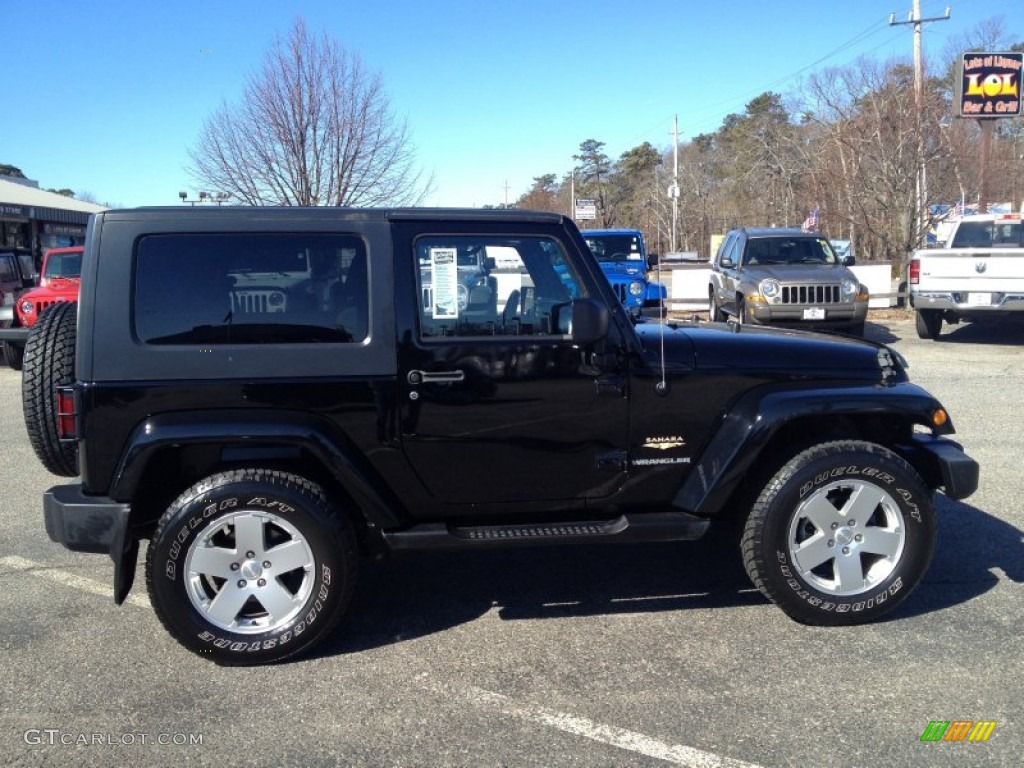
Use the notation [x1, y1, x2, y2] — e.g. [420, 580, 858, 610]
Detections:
[134, 233, 368, 345]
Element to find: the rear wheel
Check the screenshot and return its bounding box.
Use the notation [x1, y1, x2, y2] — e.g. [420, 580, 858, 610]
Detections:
[146, 469, 358, 665]
[22, 302, 78, 476]
[742, 440, 935, 625]
[915, 309, 942, 340]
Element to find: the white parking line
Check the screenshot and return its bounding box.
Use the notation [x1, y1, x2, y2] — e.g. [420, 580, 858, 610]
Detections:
[0, 555, 150, 609]
[435, 681, 765, 768]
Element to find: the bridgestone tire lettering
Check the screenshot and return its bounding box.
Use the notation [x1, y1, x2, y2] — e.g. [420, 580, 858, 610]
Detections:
[145, 469, 357, 665]
[741, 440, 936, 626]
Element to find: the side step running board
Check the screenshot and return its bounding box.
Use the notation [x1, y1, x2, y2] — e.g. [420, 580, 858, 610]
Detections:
[382, 511, 710, 551]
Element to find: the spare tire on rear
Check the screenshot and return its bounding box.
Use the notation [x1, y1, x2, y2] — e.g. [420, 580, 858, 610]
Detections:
[22, 302, 78, 477]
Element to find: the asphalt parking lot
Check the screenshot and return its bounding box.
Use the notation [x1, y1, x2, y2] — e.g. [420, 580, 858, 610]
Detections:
[1, 312, 1021, 767]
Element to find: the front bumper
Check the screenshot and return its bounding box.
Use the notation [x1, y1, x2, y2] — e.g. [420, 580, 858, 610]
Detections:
[750, 300, 868, 328]
[0, 326, 29, 344]
[899, 435, 979, 501]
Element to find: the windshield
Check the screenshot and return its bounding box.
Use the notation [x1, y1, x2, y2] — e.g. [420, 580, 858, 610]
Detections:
[44, 251, 83, 279]
[950, 220, 1023, 248]
[744, 237, 837, 266]
[583, 233, 644, 262]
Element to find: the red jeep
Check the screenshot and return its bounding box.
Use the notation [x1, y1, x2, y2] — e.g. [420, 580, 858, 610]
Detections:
[0, 247, 82, 370]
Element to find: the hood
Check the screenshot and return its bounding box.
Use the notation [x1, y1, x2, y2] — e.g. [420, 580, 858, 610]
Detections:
[633, 321, 904, 381]
[22, 280, 80, 301]
[598, 261, 646, 279]
[742, 263, 854, 283]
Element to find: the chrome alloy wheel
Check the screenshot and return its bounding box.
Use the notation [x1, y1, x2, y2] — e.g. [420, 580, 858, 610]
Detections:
[786, 480, 906, 596]
[184, 511, 316, 633]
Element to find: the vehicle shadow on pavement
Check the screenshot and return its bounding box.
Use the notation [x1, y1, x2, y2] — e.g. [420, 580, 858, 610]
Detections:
[317, 526, 762, 656]
[863, 320, 901, 344]
[935, 320, 1024, 345]
[889, 494, 1024, 621]
[315, 497, 1024, 656]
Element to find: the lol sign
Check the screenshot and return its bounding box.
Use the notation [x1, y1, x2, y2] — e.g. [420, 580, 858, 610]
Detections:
[957, 52, 1022, 117]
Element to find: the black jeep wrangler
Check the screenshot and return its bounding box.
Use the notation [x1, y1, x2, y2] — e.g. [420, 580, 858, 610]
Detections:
[27, 207, 978, 665]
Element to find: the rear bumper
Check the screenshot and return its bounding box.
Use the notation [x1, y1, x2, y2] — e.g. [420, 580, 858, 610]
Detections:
[911, 292, 1024, 313]
[44, 484, 130, 555]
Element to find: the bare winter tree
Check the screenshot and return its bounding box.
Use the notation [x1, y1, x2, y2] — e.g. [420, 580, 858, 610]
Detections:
[188, 19, 431, 206]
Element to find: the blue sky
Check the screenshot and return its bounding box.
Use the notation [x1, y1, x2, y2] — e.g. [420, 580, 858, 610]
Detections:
[6, 0, 1022, 208]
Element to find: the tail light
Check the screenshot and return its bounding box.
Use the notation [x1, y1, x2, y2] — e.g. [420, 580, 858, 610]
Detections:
[909, 259, 920, 285]
[56, 387, 79, 441]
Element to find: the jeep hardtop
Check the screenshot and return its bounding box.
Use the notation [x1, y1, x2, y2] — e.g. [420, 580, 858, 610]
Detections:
[27, 206, 978, 664]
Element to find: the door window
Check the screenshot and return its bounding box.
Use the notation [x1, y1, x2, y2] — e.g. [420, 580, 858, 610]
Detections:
[414, 235, 585, 340]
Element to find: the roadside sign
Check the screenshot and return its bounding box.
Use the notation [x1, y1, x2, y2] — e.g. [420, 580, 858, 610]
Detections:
[574, 198, 597, 221]
[955, 52, 1022, 118]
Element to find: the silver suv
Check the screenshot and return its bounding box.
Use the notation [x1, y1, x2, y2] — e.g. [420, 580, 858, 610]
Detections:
[709, 228, 868, 335]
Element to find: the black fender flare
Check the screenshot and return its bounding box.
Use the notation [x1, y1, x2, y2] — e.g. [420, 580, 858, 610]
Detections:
[110, 409, 406, 530]
[673, 381, 957, 517]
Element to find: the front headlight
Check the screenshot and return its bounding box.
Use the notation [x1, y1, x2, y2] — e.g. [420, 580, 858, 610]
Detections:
[841, 278, 858, 298]
[19, 299, 33, 315]
[628, 281, 644, 297]
[760, 278, 781, 299]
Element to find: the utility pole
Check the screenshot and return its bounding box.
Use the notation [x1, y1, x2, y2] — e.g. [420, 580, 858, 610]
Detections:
[889, 2, 950, 245]
[668, 115, 681, 253]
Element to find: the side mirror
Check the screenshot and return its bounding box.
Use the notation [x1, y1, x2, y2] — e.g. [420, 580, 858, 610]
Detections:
[554, 298, 609, 343]
[647, 253, 659, 269]
[720, 257, 734, 269]
[483, 256, 496, 271]
[842, 255, 856, 266]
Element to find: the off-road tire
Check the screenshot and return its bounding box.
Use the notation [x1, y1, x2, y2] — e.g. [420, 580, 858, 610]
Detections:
[146, 469, 358, 665]
[3, 340, 24, 371]
[22, 302, 78, 476]
[742, 440, 935, 625]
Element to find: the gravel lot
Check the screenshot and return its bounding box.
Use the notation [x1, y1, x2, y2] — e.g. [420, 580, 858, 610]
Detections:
[1, 312, 1021, 767]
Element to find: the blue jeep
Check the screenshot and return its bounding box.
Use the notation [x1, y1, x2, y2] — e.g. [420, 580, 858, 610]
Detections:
[581, 228, 666, 315]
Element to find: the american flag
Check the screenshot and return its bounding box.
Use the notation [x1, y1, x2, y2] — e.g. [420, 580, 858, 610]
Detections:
[801, 206, 820, 232]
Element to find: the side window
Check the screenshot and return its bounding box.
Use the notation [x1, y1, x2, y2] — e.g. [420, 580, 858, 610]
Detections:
[0, 255, 15, 282]
[415, 235, 584, 339]
[135, 233, 368, 345]
[18, 253, 36, 280]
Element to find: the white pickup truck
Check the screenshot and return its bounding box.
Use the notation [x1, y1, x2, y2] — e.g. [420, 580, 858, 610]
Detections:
[909, 213, 1024, 339]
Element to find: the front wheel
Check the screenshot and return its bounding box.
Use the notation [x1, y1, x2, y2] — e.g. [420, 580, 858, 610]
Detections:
[915, 309, 942, 340]
[145, 469, 358, 664]
[741, 441, 935, 625]
[709, 289, 726, 322]
[735, 296, 747, 325]
[3, 340, 24, 370]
